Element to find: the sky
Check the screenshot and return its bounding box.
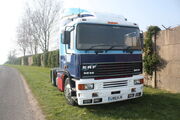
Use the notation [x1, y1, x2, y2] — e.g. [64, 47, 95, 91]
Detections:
[0, 0, 180, 64]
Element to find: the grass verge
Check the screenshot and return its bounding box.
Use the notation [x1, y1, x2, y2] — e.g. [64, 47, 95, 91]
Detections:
[9, 65, 180, 120]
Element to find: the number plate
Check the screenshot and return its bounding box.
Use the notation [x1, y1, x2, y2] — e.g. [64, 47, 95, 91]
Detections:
[108, 96, 122, 102]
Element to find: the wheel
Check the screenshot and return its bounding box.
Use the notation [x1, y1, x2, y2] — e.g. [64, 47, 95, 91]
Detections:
[64, 78, 76, 106]
[50, 70, 57, 86]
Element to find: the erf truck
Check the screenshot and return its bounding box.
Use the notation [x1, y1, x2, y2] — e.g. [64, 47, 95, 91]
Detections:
[50, 8, 144, 106]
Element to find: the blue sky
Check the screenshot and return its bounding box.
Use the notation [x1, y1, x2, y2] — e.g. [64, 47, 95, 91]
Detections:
[65, 0, 180, 30]
[0, 0, 179, 64]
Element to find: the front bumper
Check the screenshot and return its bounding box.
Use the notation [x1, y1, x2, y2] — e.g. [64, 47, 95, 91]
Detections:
[75, 75, 144, 105]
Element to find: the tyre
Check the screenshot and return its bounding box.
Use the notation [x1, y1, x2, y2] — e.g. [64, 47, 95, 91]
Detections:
[51, 70, 57, 86]
[64, 78, 77, 106]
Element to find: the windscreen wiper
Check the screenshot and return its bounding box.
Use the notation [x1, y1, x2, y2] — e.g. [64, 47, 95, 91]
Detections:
[105, 45, 133, 53]
[105, 45, 125, 52]
[86, 45, 112, 54]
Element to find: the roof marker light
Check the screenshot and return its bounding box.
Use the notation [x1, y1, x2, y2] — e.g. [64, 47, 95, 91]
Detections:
[108, 22, 118, 24]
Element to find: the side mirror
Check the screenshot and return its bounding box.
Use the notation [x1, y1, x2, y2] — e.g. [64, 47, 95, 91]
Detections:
[62, 31, 70, 44]
[140, 33, 144, 49]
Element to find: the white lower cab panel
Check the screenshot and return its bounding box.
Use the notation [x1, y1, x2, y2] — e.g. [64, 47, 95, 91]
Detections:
[76, 75, 144, 105]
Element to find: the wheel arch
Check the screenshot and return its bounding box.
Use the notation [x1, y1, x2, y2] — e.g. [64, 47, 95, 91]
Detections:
[62, 70, 73, 87]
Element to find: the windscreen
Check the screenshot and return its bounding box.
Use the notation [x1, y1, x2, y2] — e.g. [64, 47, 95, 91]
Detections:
[76, 23, 141, 50]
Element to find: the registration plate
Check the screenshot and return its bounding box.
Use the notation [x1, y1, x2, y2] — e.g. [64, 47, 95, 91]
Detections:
[108, 96, 122, 102]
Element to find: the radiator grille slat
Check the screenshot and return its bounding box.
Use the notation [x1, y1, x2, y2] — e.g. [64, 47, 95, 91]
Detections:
[103, 80, 128, 88]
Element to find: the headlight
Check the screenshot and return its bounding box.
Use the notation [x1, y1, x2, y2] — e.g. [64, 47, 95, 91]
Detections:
[134, 79, 144, 85]
[78, 83, 94, 90]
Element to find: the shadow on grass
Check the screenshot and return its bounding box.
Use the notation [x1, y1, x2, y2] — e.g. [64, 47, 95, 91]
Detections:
[83, 92, 180, 120]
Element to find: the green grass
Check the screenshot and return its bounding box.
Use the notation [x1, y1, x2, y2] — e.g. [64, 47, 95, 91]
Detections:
[9, 65, 180, 120]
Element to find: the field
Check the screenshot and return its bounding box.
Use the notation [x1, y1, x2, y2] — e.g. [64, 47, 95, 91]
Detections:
[10, 65, 180, 120]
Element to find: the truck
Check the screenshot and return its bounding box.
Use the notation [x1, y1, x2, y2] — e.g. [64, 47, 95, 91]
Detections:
[50, 8, 144, 106]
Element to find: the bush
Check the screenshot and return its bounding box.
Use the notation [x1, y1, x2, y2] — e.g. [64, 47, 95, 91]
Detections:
[33, 56, 37, 65]
[48, 50, 59, 68]
[43, 52, 49, 67]
[33, 54, 42, 66]
[54, 50, 59, 67]
[11, 57, 21, 65]
[37, 54, 41, 66]
[23, 56, 29, 65]
[48, 52, 52, 67]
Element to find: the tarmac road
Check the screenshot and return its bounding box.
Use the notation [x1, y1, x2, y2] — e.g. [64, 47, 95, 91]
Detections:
[0, 66, 35, 120]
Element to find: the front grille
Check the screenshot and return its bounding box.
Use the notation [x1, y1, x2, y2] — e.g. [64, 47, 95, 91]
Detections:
[81, 61, 142, 78]
[103, 80, 128, 88]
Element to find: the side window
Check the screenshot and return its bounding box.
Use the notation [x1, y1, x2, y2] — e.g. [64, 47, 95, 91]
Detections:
[66, 28, 74, 50]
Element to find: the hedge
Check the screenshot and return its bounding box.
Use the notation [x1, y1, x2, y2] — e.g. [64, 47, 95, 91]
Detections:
[7, 50, 59, 68]
[23, 56, 29, 65]
[48, 50, 59, 68]
[33, 54, 42, 66]
[43, 52, 49, 67]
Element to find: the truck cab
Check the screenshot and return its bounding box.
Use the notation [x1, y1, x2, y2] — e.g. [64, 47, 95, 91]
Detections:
[51, 9, 144, 105]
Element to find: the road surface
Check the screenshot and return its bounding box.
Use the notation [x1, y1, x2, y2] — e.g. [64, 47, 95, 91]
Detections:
[0, 66, 35, 120]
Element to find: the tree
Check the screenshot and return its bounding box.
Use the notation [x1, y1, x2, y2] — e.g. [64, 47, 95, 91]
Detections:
[28, 0, 62, 53]
[17, 17, 29, 57]
[25, 8, 39, 55]
[143, 26, 161, 75]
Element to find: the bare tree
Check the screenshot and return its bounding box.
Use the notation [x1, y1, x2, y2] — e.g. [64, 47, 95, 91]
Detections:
[17, 17, 29, 57]
[16, 0, 62, 57]
[28, 0, 62, 53]
[25, 8, 39, 55]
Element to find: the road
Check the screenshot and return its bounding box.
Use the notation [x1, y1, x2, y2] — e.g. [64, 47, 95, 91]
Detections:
[0, 66, 35, 120]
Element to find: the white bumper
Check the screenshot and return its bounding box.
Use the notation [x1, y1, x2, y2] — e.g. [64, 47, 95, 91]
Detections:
[75, 75, 143, 105]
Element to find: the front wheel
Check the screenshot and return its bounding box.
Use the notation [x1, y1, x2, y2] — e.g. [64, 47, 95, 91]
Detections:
[64, 78, 77, 106]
